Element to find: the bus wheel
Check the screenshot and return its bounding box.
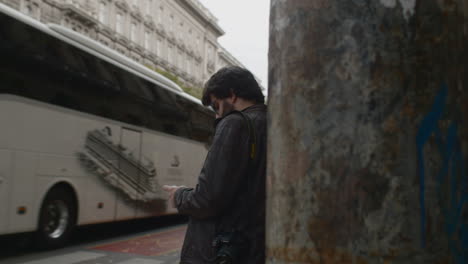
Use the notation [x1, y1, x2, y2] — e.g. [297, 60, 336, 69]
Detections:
[36, 187, 76, 249]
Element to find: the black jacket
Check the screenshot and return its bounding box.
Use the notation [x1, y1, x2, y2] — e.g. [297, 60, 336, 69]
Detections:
[175, 104, 267, 264]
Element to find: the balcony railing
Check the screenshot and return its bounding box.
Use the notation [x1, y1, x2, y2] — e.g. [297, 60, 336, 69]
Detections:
[62, 0, 97, 26]
[70, 0, 95, 15]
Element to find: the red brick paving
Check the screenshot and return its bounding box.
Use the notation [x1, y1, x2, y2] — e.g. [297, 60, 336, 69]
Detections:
[92, 226, 186, 256]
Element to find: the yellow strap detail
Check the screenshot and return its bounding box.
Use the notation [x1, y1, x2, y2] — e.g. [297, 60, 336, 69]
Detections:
[250, 144, 256, 159]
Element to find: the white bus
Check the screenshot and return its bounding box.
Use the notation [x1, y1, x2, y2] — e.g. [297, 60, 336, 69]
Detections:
[0, 3, 213, 248]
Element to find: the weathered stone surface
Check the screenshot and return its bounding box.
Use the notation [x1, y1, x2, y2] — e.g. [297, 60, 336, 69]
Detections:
[267, 0, 468, 263]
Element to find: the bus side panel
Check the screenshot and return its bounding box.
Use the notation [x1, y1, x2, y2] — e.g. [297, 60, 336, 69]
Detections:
[135, 131, 208, 218]
[8, 151, 38, 233]
[179, 140, 208, 189]
[72, 121, 121, 225]
[114, 127, 140, 221]
[1, 97, 211, 227]
[31, 109, 121, 226]
[0, 150, 12, 234]
[1, 98, 120, 226]
[136, 132, 175, 217]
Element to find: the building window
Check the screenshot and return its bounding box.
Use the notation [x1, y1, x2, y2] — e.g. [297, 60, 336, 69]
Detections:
[131, 22, 138, 42]
[179, 22, 184, 39]
[158, 6, 163, 24]
[144, 0, 152, 15]
[165, 44, 168, 61]
[186, 56, 190, 75]
[34, 3, 40, 19]
[176, 51, 180, 68]
[169, 14, 174, 32]
[116, 13, 123, 34]
[210, 45, 216, 63]
[21, 1, 32, 16]
[156, 38, 161, 57]
[178, 51, 183, 69]
[144, 31, 151, 50]
[197, 62, 202, 79]
[168, 45, 172, 64]
[27, 5, 33, 15]
[207, 45, 212, 63]
[99, 1, 108, 24]
[196, 35, 201, 53]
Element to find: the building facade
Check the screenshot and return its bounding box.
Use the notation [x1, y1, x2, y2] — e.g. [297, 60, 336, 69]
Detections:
[0, 0, 254, 93]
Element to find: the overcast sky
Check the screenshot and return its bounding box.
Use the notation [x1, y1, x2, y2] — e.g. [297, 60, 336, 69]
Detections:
[197, 0, 270, 91]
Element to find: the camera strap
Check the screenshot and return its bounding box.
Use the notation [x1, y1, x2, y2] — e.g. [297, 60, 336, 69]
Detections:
[237, 111, 257, 161]
[231, 110, 257, 233]
[212, 110, 258, 264]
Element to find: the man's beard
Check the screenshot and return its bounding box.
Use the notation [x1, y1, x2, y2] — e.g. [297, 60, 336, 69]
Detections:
[221, 101, 234, 117]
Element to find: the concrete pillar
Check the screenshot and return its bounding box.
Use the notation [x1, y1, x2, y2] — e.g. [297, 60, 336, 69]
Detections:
[267, 0, 468, 263]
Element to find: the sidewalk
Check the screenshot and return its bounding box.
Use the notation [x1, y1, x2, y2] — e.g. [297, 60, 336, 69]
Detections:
[91, 225, 186, 261]
[1, 225, 186, 264]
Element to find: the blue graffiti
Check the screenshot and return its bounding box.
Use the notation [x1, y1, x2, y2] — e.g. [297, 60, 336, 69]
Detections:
[416, 83, 468, 263]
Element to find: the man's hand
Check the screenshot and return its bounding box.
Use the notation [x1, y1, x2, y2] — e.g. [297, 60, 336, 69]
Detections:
[162, 185, 184, 208]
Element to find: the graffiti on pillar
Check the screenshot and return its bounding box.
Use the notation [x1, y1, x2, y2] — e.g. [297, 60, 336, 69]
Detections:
[416, 83, 467, 263]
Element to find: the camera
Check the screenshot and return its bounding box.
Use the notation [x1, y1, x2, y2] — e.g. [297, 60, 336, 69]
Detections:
[212, 231, 246, 264]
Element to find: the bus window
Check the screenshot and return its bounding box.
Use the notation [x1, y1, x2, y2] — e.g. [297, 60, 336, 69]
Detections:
[127, 77, 156, 102]
[93, 60, 120, 91]
[139, 80, 157, 102]
[50, 92, 83, 111]
[114, 69, 144, 96]
[77, 51, 120, 93]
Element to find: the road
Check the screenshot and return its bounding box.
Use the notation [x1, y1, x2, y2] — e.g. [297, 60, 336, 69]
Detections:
[0, 215, 187, 264]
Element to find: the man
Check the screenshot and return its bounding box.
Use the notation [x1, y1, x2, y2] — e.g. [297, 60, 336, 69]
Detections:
[163, 66, 266, 264]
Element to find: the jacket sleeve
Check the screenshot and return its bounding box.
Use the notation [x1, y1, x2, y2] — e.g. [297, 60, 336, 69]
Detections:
[174, 114, 250, 219]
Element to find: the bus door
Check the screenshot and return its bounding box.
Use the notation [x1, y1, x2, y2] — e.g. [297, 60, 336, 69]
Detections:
[0, 150, 12, 233]
[115, 127, 142, 220]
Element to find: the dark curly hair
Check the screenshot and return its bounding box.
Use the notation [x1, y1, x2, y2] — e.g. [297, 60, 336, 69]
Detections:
[201, 66, 265, 106]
